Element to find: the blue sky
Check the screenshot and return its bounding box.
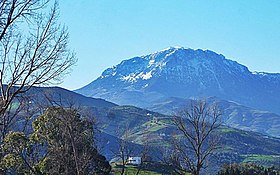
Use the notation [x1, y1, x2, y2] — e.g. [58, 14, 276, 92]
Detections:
[57, 0, 280, 90]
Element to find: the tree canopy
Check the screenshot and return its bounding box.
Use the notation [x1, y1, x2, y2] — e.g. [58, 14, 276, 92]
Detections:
[1, 107, 111, 174]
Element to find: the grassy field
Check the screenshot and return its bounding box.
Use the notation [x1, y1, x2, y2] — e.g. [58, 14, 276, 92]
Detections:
[111, 163, 191, 175]
[112, 166, 161, 175]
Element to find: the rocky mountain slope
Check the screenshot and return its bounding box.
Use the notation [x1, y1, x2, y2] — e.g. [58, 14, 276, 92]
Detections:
[76, 47, 280, 115]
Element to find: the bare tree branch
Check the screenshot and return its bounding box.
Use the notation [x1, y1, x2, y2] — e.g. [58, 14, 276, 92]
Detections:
[171, 100, 222, 175]
[0, 0, 76, 141]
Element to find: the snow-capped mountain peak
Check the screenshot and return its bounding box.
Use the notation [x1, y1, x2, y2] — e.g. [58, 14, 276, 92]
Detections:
[76, 47, 280, 115]
[98, 47, 250, 85]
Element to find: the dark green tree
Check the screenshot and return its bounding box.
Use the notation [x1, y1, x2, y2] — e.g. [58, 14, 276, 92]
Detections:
[0, 132, 41, 174]
[218, 163, 280, 175]
[1, 107, 111, 175]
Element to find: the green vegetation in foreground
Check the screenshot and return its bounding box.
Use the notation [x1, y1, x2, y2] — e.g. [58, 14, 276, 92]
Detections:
[218, 162, 280, 175]
[113, 166, 160, 175]
[112, 163, 191, 175]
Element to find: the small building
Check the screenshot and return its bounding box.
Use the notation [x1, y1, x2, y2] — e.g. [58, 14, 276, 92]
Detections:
[127, 157, 141, 165]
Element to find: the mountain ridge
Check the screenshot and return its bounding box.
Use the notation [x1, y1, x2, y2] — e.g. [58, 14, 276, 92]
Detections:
[76, 47, 280, 116]
[148, 96, 280, 138]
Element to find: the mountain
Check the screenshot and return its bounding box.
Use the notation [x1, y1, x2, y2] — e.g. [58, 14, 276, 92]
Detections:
[76, 47, 280, 115]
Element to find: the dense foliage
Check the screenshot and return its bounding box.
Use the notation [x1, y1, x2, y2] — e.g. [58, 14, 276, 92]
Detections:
[1, 107, 111, 175]
[218, 163, 280, 175]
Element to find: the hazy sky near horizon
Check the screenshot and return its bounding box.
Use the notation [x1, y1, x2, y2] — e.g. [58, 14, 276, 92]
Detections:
[57, 0, 280, 90]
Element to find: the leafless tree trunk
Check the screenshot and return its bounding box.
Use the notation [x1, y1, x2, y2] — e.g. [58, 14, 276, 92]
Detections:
[113, 125, 134, 175]
[0, 0, 75, 141]
[135, 133, 150, 175]
[172, 100, 222, 175]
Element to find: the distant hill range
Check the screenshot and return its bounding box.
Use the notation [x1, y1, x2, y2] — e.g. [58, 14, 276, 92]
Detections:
[149, 96, 280, 138]
[75, 47, 280, 137]
[23, 86, 280, 169]
[26, 86, 116, 108]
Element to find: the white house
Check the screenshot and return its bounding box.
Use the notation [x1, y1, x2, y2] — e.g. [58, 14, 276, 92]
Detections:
[127, 157, 141, 165]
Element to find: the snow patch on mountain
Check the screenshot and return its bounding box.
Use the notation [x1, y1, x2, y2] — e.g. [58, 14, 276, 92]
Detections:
[148, 60, 155, 67]
[121, 73, 137, 82]
[120, 71, 153, 83]
[140, 71, 153, 80]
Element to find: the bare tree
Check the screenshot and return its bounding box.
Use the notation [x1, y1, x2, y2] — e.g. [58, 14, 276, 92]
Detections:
[0, 0, 76, 140]
[135, 132, 151, 175]
[172, 100, 222, 175]
[113, 125, 134, 175]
